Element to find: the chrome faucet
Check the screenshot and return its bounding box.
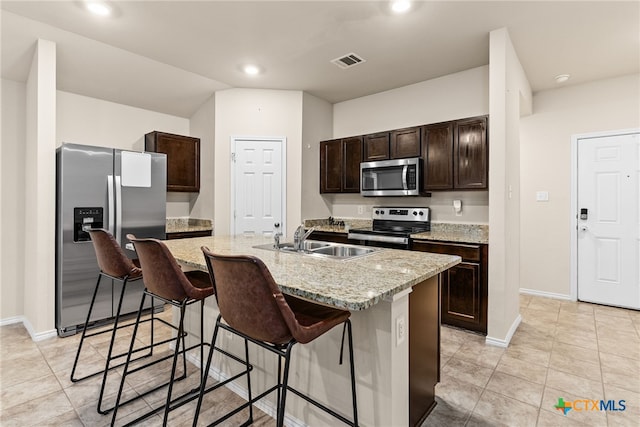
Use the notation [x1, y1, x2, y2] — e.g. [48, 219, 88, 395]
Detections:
[273, 231, 283, 249]
[293, 224, 314, 251]
[273, 222, 283, 249]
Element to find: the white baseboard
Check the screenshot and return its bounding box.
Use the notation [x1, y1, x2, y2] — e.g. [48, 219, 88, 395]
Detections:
[485, 314, 522, 348]
[519, 288, 573, 301]
[0, 316, 23, 327]
[22, 317, 58, 341]
[184, 351, 306, 427]
[0, 316, 57, 341]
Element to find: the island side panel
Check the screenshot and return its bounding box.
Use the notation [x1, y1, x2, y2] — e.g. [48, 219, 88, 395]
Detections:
[180, 285, 411, 427]
[409, 274, 441, 426]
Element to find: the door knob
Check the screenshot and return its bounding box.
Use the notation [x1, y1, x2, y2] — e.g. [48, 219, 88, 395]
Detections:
[580, 225, 588, 232]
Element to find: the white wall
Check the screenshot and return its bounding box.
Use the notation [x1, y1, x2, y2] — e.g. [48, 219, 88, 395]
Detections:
[189, 95, 216, 221]
[334, 66, 490, 138]
[57, 90, 191, 217]
[301, 92, 333, 220]
[214, 88, 304, 238]
[57, 91, 189, 150]
[329, 66, 490, 223]
[519, 73, 640, 297]
[1, 79, 27, 321]
[1, 79, 195, 331]
[24, 39, 57, 338]
[487, 28, 531, 345]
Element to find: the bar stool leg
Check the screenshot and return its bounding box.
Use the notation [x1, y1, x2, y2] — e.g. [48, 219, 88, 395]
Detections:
[193, 315, 222, 426]
[162, 302, 188, 426]
[200, 300, 205, 384]
[97, 276, 130, 414]
[111, 293, 146, 426]
[244, 337, 254, 424]
[346, 320, 358, 426]
[276, 342, 295, 427]
[70, 273, 103, 382]
[276, 355, 282, 418]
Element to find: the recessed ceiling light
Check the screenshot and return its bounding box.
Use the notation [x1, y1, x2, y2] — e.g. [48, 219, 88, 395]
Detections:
[555, 74, 571, 83]
[391, 0, 412, 14]
[243, 65, 261, 76]
[85, 1, 112, 17]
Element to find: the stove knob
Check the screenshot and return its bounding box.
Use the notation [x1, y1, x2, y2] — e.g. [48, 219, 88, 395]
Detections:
[412, 211, 418, 216]
[419, 211, 424, 216]
[380, 210, 385, 215]
[375, 210, 379, 215]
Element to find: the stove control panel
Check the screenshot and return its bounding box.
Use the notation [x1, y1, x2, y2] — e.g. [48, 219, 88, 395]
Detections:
[372, 206, 430, 222]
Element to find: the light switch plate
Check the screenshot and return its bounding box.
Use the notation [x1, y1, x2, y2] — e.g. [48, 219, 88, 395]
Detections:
[536, 191, 549, 202]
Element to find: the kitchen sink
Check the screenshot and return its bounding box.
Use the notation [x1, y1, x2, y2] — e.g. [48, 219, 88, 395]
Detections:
[253, 240, 381, 260]
[311, 245, 375, 257]
[275, 241, 331, 252]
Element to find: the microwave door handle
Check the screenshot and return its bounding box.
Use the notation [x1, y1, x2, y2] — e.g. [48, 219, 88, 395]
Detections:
[402, 165, 408, 190]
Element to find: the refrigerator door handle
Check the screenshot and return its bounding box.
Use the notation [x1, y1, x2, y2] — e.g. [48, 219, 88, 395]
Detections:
[107, 175, 115, 234]
[115, 175, 123, 243]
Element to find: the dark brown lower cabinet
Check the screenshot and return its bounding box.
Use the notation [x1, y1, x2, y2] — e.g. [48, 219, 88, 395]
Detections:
[165, 230, 212, 240]
[410, 240, 488, 334]
[409, 275, 440, 426]
[309, 231, 488, 334]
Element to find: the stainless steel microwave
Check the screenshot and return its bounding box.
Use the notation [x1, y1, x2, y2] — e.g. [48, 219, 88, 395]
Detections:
[360, 157, 421, 196]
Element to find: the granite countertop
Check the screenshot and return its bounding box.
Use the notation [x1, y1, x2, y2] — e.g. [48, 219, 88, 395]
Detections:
[411, 223, 488, 245]
[305, 219, 488, 245]
[163, 235, 460, 311]
[166, 218, 213, 234]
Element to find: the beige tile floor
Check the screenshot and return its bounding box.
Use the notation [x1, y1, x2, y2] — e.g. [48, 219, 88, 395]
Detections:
[1, 295, 639, 426]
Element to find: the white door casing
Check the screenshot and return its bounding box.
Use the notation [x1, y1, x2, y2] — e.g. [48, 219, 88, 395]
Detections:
[575, 130, 639, 309]
[231, 137, 286, 237]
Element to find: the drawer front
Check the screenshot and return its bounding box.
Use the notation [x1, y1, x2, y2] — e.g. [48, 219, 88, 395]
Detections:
[411, 240, 481, 262]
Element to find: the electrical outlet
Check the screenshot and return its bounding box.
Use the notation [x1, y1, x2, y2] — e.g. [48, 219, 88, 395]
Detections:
[396, 316, 406, 346]
[357, 205, 364, 215]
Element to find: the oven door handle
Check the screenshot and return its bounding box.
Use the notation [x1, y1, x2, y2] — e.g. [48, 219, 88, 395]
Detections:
[348, 232, 408, 245]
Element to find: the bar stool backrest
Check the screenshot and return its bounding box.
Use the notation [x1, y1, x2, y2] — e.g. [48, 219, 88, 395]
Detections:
[127, 234, 211, 302]
[88, 229, 142, 279]
[202, 247, 310, 345]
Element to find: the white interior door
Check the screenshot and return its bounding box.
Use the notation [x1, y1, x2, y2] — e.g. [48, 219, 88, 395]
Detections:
[232, 137, 285, 237]
[577, 131, 639, 309]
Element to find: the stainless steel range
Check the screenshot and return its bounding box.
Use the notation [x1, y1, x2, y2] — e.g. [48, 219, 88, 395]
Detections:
[348, 206, 430, 248]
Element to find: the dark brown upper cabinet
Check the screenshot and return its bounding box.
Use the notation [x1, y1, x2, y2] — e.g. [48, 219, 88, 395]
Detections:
[320, 136, 362, 193]
[390, 127, 421, 159]
[454, 116, 488, 190]
[145, 131, 200, 192]
[422, 122, 454, 191]
[363, 132, 390, 161]
[422, 116, 488, 191]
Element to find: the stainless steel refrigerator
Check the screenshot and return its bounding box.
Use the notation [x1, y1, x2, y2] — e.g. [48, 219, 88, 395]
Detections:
[55, 143, 167, 337]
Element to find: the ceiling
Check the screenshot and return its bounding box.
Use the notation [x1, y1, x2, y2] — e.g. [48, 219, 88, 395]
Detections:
[2, 1, 638, 117]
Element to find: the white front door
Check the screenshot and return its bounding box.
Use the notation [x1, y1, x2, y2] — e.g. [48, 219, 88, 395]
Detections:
[577, 131, 639, 309]
[232, 137, 285, 237]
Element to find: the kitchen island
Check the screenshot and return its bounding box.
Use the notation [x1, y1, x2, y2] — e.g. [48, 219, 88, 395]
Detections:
[163, 235, 460, 426]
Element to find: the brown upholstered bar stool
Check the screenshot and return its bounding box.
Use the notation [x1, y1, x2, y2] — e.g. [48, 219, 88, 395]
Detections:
[111, 234, 214, 427]
[71, 229, 177, 415]
[194, 247, 359, 427]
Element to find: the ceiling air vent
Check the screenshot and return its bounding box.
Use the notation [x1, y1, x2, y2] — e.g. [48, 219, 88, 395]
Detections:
[331, 52, 366, 69]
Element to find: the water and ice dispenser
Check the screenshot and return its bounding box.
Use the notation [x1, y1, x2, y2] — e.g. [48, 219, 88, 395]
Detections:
[73, 207, 104, 242]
